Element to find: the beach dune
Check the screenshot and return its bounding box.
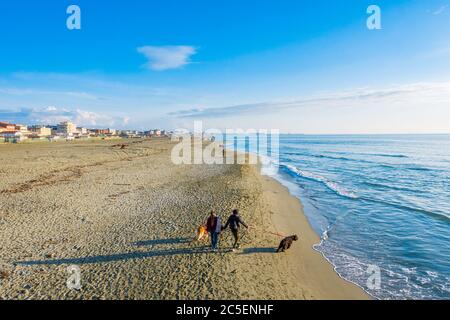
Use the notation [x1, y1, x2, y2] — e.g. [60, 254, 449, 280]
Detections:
[0, 138, 368, 299]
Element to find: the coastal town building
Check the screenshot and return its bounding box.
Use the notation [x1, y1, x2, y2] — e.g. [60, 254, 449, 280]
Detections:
[0, 122, 16, 133]
[15, 124, 29, 132]
[28, 125, 52, 137]
[119, 130, 143, 138]
[144, 129, 167, 137]
[89, 128, 117, 136]
[77, 127, 88, 135]
[57, 121, 77, 135]
[1, 119, 167, 143]
[46, 125, 58, 136]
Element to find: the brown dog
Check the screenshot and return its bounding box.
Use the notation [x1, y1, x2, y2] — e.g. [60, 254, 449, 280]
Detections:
[276, 235, 299, 253]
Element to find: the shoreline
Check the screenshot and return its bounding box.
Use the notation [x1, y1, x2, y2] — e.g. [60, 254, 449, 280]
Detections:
[255, 168, 370, 300]
[257, 161, 374, 299]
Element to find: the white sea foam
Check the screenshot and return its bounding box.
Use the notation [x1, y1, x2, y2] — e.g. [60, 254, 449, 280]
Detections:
[259, 154, 280, 176]
[283, 164, 359, 199]
[425, 271, 439, 278]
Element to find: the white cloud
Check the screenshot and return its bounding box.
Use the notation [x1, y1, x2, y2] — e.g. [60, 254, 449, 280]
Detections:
[72, 109, 115, 126]
[122, 116, 131, 125]
[0, 87, 100, 100]
[168, 82, 450, 118]
[44, 106, 57, 112]
[0, 106, 131, 128]
[137, 45, 197, 71]
[432, 5, 448, 15]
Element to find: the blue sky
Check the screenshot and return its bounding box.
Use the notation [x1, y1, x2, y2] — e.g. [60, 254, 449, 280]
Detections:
[0, 0, 450, 133]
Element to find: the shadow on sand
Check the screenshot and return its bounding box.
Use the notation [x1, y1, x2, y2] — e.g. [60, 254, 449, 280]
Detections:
[15, 237, 277, 266]
[133, 238, 192, 247]
[15, 247, 210, 266]
[239, 247, 277, 254]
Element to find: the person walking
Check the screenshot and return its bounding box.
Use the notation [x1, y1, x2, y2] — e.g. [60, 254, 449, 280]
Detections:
[206, 210, 222, 252]
[223, 209, 248, 250]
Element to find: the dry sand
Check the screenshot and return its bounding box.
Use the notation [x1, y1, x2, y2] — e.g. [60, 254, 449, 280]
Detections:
[0, 138, 369, 300]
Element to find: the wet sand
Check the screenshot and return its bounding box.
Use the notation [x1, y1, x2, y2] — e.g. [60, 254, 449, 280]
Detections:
[0, 138, 368, 299]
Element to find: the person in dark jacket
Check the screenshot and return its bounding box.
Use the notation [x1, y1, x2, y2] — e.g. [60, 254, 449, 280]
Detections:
[206, 210, 222, 251]
[223, 209, 248, 250]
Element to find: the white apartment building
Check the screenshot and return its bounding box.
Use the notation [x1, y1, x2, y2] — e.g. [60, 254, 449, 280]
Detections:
[57, 121, 77, 135]
[28, 125, 52, 137]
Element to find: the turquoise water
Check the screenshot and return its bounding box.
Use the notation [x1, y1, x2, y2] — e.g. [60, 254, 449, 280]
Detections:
[227, 134, 450, 299]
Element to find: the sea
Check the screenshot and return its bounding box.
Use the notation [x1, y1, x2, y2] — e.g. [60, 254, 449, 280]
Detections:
[225, 134, 450, 300]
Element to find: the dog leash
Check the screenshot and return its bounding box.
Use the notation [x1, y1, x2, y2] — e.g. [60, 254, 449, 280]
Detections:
[248, 225, 286, 238]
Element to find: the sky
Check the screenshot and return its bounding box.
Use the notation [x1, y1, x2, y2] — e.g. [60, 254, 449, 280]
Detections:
[0, 0, 449, 133]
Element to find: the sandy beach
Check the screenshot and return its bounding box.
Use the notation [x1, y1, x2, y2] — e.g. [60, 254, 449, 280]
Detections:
[0, 138, 368, 300]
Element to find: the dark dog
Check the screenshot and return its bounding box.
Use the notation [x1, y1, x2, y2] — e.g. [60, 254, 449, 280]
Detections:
[276, 235, 299, 253]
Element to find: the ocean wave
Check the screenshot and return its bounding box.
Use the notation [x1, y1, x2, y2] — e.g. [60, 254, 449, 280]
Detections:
[326, 150, 409, 158]
[258, 154, 281, 177]
[363, 181, 420, 193]
[300, 150, 409, 159]
[283, 152, 360, 163]
[281, 164, 359, 199]
[282, 151, 443, 175]
[360, 196, 450, 222]
[282, 152, 424, 172]
[405, 166, 435, 172]
[367, 153, 409, 158]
